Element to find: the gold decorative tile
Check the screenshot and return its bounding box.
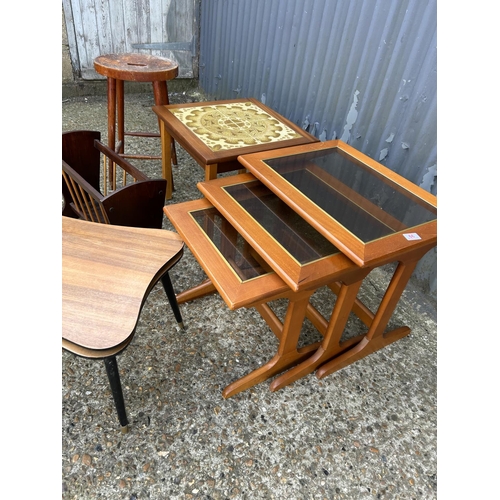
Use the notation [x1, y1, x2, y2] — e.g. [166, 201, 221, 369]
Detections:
[170, 101, 302, 151]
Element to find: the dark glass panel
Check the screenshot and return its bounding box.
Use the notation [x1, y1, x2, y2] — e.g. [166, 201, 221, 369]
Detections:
[265, 149, 436, 243]
[224, 181, 340, 264]
[191, 207, 269, 281]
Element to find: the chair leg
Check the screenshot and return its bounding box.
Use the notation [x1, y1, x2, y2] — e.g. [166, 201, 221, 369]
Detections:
[160, 272, 185, 329]
[103, 356, 129, 433]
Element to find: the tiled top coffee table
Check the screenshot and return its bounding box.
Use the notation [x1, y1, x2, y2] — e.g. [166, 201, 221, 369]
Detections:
[153, 98, 318, 199]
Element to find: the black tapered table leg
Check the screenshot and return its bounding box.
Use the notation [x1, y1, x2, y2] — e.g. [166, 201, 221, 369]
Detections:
[103, 356, 129, 433]
[161, 273, 185, 329]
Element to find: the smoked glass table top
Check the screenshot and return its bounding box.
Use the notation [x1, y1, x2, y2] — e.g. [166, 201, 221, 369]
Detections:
[191, 206, 272, 282]
[197, 173, 359, 291]
[238, 140, 438, 267]
[164, 198, 291, 310]
[222, 180, 339, 264]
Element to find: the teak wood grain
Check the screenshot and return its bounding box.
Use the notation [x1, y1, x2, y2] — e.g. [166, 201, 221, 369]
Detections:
[238, 140, 437, 268]
[153, 98, 319, 199]
[162, 140, 437, 397]
[164, 199, 291, 310]
[62, 217, 184, 357]
[197, 173, 361, 292]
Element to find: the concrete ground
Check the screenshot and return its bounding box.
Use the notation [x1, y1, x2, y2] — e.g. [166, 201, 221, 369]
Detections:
[61, 87, 437, 499]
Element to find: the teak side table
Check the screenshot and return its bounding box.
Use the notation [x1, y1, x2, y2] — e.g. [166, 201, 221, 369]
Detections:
[164, 140, 437, 398]
[153, 98, 319, 199]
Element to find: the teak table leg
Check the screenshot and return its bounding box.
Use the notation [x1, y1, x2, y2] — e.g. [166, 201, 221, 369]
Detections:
[175, 278, 217, 304]
[315, 257, 421, 379]
[269, 275, 367, 392]
[160, 120, 174, 200]
[222, 290, 318, 399]
[205, 164, 218, 182]
[152, 81, 177, 166]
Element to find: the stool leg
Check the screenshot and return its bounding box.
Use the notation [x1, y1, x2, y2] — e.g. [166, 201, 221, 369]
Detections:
[160, 273, 185, 329]
[106, 77, 117, 186]
[103, 356, 129, 433]
[152, 81, 178, 166]
[116, 79, 125, 155]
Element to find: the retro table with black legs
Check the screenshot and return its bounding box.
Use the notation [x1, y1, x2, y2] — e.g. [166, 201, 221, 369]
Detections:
[163, 140, 437, 398]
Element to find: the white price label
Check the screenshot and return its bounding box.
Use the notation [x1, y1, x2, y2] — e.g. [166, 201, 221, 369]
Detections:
[403, 233, 421, 241]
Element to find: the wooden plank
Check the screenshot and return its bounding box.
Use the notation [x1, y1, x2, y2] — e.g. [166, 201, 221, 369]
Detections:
[63, 0, 196, 80]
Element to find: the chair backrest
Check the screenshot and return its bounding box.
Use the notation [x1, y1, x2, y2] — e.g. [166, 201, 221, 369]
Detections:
[62, 130, 101, 218]
[62, 160, 110, 223]
[62, 130, 167, 229]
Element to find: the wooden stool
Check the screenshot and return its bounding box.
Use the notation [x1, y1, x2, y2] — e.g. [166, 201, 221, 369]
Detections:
[94, 53, 179, 179]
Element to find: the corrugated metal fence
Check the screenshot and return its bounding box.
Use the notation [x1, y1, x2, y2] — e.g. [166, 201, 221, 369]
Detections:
[199, 0, 437, 295]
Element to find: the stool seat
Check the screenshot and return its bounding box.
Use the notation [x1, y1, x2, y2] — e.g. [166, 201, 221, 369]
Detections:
[94, 53, 178, 82]
[94, 53, 179, 189]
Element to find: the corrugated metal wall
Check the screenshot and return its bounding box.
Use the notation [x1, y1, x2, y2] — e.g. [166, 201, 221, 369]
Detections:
[199, 0, 437, 296]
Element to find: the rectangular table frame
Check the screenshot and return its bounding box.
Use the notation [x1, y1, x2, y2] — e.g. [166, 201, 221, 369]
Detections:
[153, 98, 319, 199]
[164, 199, 435, 398]
[238, 140, 437, 267]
